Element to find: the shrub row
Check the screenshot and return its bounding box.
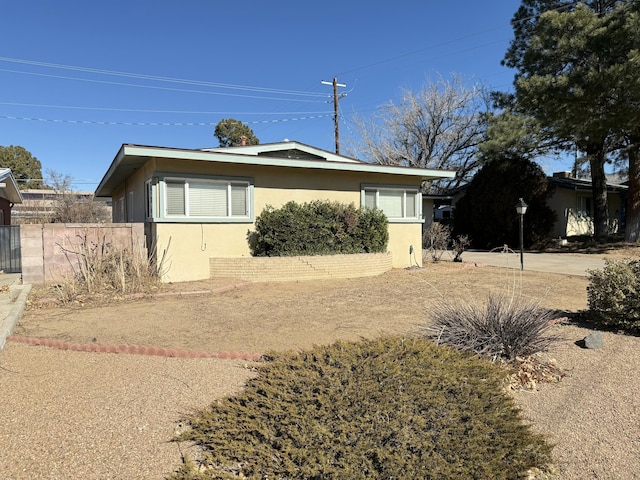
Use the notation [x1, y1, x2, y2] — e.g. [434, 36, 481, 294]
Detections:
[250, 200, 388, 256]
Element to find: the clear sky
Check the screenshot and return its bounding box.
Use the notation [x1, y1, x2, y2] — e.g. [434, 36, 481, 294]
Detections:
[1, 0, 553, 192]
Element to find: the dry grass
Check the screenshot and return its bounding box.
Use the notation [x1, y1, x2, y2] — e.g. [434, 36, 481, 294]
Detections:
[51, 229, 168, 304]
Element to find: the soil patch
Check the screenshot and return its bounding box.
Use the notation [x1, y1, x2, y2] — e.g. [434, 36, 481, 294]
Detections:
[18, 263, 587, 354]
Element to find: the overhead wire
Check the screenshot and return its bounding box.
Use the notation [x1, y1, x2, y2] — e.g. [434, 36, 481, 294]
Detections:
[0, 68, 328, 103]
[0, 101, 330, 116]
[0, 56, 327, 97]
[0, 2, 587, 131]
[0, 113, 333, 127]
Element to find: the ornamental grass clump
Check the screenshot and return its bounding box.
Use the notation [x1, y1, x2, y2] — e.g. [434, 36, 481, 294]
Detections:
[172, 337, 552, 480]
[423, 293, 560, 361]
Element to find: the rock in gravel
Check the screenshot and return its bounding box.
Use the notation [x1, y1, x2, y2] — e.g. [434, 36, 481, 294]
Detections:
[584, 332, 604, 349]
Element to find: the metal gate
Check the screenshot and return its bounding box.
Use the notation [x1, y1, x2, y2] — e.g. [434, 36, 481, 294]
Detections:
[0, 225, 21, 273]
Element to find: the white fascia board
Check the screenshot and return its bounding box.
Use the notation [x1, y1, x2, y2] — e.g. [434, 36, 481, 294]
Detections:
[122, 145, 456, 180]
[0, 168, 23, 203]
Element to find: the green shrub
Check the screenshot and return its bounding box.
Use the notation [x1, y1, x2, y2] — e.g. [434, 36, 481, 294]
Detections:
[587, 258, 640, 333]
[172, 338, 551, 480]
[250, 200, 388, 256]
[423, 294, 560, 361]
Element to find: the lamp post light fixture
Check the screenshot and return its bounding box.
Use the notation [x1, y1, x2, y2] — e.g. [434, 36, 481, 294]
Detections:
[515, 198, 528, 271]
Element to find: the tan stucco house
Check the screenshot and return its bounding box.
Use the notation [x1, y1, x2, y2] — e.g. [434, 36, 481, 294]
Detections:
[548, 171, 628, 238]
[95, 141, 455, 282]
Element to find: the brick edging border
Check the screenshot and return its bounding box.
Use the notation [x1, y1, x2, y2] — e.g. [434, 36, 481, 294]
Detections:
[7, 335, 263, 361]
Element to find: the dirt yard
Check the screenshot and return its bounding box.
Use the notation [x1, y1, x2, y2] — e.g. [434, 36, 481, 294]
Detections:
[19, 263, 588, 355]
[10, 250, 640, 479]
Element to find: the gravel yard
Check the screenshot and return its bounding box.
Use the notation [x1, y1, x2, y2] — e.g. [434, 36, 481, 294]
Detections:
[1, 257, 639, 479]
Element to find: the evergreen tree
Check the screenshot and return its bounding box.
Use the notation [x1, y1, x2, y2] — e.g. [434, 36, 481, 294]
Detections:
[214, 118, 260, 147]
[454, 156, 556, 249]
[503, 0, 640, 240]
[0, 145, 44, 189]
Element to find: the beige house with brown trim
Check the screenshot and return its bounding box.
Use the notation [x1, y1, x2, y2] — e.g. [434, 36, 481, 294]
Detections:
[95, 141, 455, 282]
[548, 171, 627, 238]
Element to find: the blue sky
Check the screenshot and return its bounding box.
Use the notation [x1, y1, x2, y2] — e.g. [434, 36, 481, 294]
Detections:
[0, 0, 558, 191]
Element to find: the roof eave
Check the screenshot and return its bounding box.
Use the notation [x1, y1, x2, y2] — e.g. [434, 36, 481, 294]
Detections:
[0, 169, 24, 204]
[95, 144, 457, 197]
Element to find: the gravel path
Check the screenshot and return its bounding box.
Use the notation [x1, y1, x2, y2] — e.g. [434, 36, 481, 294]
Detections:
[513, 324, 640, 479]
[0, 343, 254, 480]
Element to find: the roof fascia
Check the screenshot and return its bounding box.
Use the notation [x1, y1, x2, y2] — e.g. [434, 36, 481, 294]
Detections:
[97, 144, 455, 194]
[0, 168, 23, 203]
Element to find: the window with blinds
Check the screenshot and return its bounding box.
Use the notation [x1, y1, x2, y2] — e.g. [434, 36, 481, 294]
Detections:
[362, 186, 420, 220]
[163, 178, 249, 219]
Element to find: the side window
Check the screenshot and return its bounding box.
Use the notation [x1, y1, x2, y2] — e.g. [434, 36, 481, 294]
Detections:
[362, 186, 421, 220]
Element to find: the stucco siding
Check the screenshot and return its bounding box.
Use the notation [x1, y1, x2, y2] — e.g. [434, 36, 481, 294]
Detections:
[154, 223, 251, 282]
[547, 188, 575, 237]
[548, 187, 625, 237]
[387, 223, 423, 268]
[119, 157, 425, 282]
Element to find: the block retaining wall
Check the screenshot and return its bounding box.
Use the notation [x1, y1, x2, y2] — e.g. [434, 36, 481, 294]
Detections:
[210, 252, 393, 282]
[20, 223, 146, 285]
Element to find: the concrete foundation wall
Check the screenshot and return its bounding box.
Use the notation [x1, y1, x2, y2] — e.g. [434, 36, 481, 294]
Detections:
[210, 252, 393, 282]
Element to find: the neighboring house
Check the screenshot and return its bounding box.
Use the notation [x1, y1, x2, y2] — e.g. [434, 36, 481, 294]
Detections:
[95, 141, 456, 282]
[422, 194, 456, 233]
[0, 168, 23, 225]
[422, 171, 627, 241]
[11, 189, 112, 224]
[548, 171, 628, 238]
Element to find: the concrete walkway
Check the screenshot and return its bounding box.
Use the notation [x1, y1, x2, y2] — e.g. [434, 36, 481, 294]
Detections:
[461, 250, 608, 277]
[0, 273, 31, 350]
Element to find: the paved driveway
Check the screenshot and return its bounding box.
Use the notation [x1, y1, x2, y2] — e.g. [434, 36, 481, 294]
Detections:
[461, 250, 608, 276]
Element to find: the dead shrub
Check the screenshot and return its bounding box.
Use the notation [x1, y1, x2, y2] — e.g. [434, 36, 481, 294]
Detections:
[54, 229, 168, 302]
[423, 222, 451, 262]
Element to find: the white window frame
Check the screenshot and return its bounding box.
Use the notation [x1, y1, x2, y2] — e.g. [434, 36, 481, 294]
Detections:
[361, 184, 422, 223]
[144, 179, 154, 220]
[160, 175, 253, 223]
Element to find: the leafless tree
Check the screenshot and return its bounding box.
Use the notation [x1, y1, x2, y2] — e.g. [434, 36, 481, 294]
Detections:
[350, 75, 488, 193]
[46, 170, 111, 224]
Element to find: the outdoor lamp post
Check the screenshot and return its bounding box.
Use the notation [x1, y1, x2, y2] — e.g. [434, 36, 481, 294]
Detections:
[515, 198, 528, 271]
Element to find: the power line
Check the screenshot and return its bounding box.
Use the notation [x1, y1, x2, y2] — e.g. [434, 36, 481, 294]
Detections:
[0, 56, 327, 98]
[0, 101, 331, 116]
[0, 68, 328, 103]
[0, 113, 333, 127]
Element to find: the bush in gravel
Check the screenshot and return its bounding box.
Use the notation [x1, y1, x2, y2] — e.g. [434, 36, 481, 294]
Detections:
[422, 294, 560, 361]
[172, 337, 552, 480]
[250, 200, 388, 256]
[587, 258, 640, 333]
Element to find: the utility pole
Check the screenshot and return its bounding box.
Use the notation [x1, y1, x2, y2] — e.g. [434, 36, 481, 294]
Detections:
[321, 77, 346, 154]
